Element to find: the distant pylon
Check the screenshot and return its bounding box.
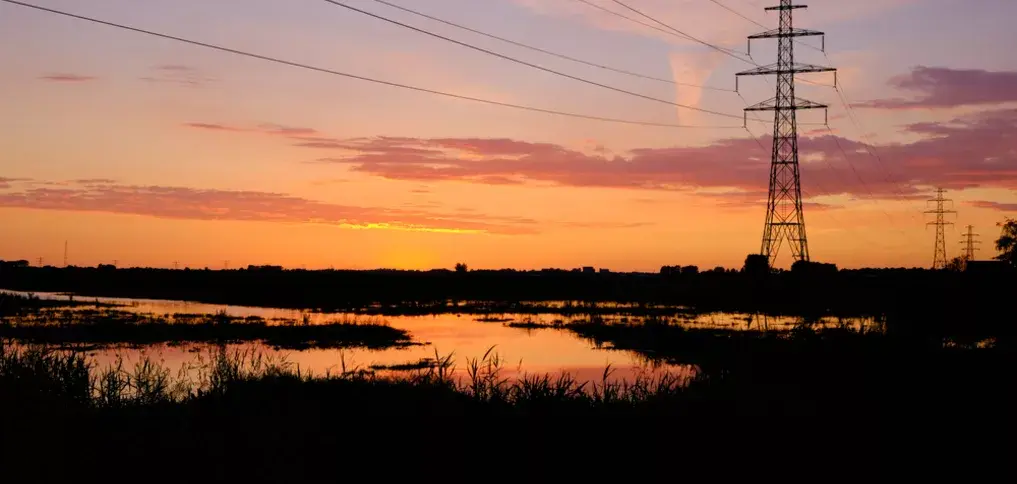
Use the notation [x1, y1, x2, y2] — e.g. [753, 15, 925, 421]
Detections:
[63, 240, 68, 267]
[37, 257, 43, 267]
[925, 188, 956, 269]
[959, 224, 981, 263]
[736, 0, 836, 264]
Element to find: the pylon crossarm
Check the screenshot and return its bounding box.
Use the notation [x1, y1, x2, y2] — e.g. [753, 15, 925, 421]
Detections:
[741, 0, 827, 266]
[747, 28, 824, 55]
[764, 4, 807, 11]
[748, 27, 823, 39]
[744, 97, 828, 111]
[737, 62, 836, 76]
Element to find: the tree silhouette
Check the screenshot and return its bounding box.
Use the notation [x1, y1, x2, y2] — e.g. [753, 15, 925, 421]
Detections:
[945, 256, 965, 272]
[742, 254, 769, 276]
[455, 262, 468, 273]
[995, 218, 1016, 268]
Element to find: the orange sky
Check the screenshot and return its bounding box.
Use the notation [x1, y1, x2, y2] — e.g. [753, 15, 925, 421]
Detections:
[1, 0, 1015, 271]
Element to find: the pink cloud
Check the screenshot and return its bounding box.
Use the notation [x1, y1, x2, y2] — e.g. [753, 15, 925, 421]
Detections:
[855, 66, 1017, 110]
[259, 124, 319, 137]
[184, 122, 318, 137]
[308, 178, 351, 186]
[184, 123, 245, 132]
[0, 178, 650, 234]
[693, 190, 844, 211]
[429, 138, 565, 157]
[154, 64, 195, 72]
[0, 181, 543, 235]
[182, 108, 1017, 202]
[319, 115, 1011, 198]
[0, 177, 34, 189]
[141, 64, 215, 87]
[314, 134, 904, 197]
[39, 73, 95, 83]
[969, 201, 1017, 212]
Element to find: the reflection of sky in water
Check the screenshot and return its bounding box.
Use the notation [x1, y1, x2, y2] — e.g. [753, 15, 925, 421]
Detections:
[4, 290, 876, 382]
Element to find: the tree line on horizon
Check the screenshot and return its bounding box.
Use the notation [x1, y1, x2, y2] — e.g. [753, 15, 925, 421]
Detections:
[2, 218, 1015, 274]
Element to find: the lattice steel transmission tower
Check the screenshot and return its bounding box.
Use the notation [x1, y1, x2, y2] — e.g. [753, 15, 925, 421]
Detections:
[960, 225, 981, 262]
[926, 188, 956, 269]
[736, 0, 836, 264]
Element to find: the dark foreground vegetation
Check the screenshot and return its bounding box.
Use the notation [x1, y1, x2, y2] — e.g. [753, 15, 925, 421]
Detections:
[2, 337, 1010, 478]
[2, 261, 1014, 474]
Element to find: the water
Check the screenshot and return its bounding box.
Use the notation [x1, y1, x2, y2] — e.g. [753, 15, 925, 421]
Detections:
[2, 290, 878, 382]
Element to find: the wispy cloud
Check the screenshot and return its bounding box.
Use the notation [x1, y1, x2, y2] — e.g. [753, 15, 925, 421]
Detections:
[855, 66, 1017, 110]
[969, 201, 1017, 212]
[140, 64, 216, 88]
[184, 123, 245, 132]
[39, 73, 95, 83]
[184, 122, 319, 137]
[0, 179, 541, 235]
[308, 178, 352, 187]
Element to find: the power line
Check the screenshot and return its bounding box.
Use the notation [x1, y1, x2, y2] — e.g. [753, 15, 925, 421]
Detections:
[926, 188, 956, 269]
[607, 0, 751, 63]
[706, 0, 766, 29]
[743, 125, 901, 252]
[959, 225, 981, 262]
[833, 83, 923, 224]
[572, 0, 712, 47]
[825, 126, 910, 238]
[746, 97, 905, 243]
[704, 0, 915, 233]
[322, 0, 745, 120]
[576, 0, 830, 91]
[674, 0, 903, 246]
[369, 0, 733, 92]
[797, 47, 921, 220]
[735, 0, 835, 263]
[706, 0, 824, 53]
[825, 127, 875, 201]
[0, 0, 742, 130]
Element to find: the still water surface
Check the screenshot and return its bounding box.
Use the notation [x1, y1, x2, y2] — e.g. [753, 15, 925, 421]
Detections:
[5, 290, 876, 382]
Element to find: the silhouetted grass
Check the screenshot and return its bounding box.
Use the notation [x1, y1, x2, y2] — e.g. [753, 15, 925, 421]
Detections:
[369, 359, 438, 371]
[0, 342, 695, 412]
[0, 310, 412, 349]
[559, 316, 1016, 420]
[2, 338, 1012, 479]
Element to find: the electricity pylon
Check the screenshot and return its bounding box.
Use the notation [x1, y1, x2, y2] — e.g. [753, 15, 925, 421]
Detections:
[736, 0, 836, 265]
[925, 188, 956, 269]
[959, 225, 981, 263]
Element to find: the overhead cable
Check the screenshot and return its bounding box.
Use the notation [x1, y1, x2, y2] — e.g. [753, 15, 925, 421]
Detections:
[369, 0, 733, 92]
[0, 0, 743, 130]
[322, 0, 745, 120]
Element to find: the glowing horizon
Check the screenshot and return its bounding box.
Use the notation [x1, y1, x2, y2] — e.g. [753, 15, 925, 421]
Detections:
[1, 0, 1015, 271]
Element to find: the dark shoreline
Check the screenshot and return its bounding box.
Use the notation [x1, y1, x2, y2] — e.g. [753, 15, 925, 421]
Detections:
[2, 264, 1012, 314]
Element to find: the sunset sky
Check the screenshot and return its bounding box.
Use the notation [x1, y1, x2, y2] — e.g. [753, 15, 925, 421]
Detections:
[1, 0, 1015, 271]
